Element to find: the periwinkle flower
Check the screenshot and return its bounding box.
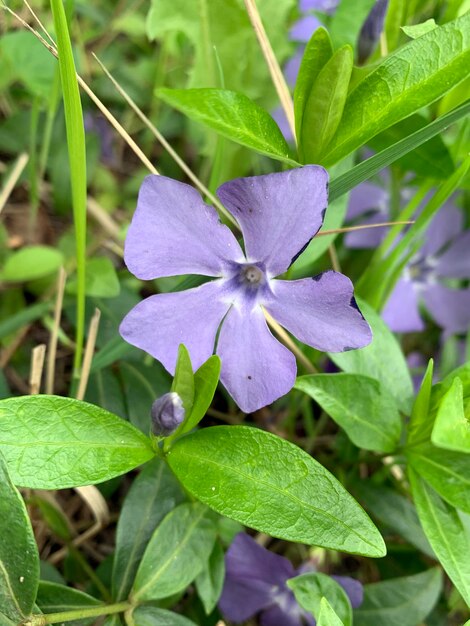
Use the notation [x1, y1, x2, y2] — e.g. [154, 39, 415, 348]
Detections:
[120, 167, 371, 413]
[219, 533, 363, 626]
[150, 392, 185, 437]
[357, 0, 389, 63]
[345, 180, 470, 334]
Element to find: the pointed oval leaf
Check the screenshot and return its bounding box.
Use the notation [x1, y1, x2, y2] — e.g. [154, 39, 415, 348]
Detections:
[287, 572, 352, 626]
[167, 426, 386, 557]
[35, 582, 101, 626]
[353, 568, 442, 626]
[180, 355, 221, 435]
[112, 457, 186, 600]
[0, 453, 39, 621]
[171, 344, 195, 415]
[133, 606, 198, 626]
[432, 377, 470, 453]
[323, 13, 470, 165]
[318, 597, 346, 626]
[410, 468, 470, 605]
[408, 359, 434, 445]
[0, 396, 154, 489]
[157, 87, 297, 164]
[195, 540, 225, 615]
[132, 502, 216, 602]
[295, 373, 402, 453]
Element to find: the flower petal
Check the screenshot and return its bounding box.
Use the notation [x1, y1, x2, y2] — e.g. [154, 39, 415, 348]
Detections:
[421, 202, 463, 258]
[435, 231, 470, 279]
[217, 167, 328, 276]
[422, 284, 470, 334]
[264, 272, 372, 352]
[217, 305, 296, 413]
[119, 280, 231, 373]
[125, 175, 244, 280]
[332, 575, 364, 609]
[346, 182, 388, 222]
[260, 603, 314, 626]
[219, 534, 295, 623]
[382, 278, 424, 333]
[289, 15, 321, 42]
[344, 213, 389, 249]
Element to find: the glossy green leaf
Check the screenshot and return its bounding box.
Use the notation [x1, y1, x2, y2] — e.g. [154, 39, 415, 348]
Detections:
[318, 597, 345, 626]
[294, 27, 333, 141]
[157, 88, 296, 164]
[408, 359, 434, 445]
[287, 573, 352, 626]
[409, 468, 470, 605]
[367, 114, 454, 179]
[0, 246, 64, 282]
[195, 540, 225, 615]
[112, 457, 186, 600]
[329, 299, 413, 413]
[133, 606, 197, 626]
[66, 257, 120, 298]
[407, 442, 470, 514]
[329, 99, 470, 202]
[132, 502, 216, 601]
[167, 426, 386, 557]
[402, 19, 437, 39]
[356, 483, 434, 557]
[179, 355, 221, 435]
[0, 396, 154, 489]
[353, 568, 442, 626]
[301, 45, 353, 163]
[323, 13, 470, 165]
[171, 344, 195, 416]
[0, 454, 39, 621]
[35, 582, 101, 626]
[295, 373, 402, 453]
[432, 377, 470, 453]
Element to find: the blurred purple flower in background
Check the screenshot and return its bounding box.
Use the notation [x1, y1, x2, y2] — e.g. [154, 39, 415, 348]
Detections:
[120, 167, 371, 413]
[345, 179, 470, 334]
[219, 533, 363, 626]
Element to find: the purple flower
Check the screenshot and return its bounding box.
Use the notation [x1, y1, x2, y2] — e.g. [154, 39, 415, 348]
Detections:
[219, 533, 363, 626]
[357, 0, 389, 63]
[151, 392, 185, 436]
[119, 167, 371, 413]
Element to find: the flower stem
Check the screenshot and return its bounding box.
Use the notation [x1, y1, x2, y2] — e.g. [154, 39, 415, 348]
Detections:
[27, 602, 132, 625]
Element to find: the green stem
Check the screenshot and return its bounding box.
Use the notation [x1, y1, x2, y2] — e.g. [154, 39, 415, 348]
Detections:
[68, 543, 112, 601]
[28, 602, 132, 625]
[28, 96, 40, 240]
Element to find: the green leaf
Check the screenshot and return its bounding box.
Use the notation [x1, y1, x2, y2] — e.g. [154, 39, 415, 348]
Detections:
[0, 396, 154, 489]
[432, 378, 470, 453]
[112, 457, 186, 601]
[179, 355, 221, 435]
[318, 597, 345, 626]
[353, 568, 442, 626]
[329, 299, 413, 413]
[0, 453, 39, 621]
[171, 344, 195, 416]
[409, 468, 470, 605]
[402, 19, 437, 39]
[0, 301, 52, 340]
[0, 246, 64, 282]
[367, 114, 454, 179]
[157, 88, 297, 164]
[295, 373, 402, 453]
[167, 426, 386, 557]
[132, 502, 216, 601]
[294, 27, 333, 142]
[355, 483, 434, 557]
[301, 45, 353, 163]
[323, 13, 470, 165]
[287, 573, 352, 626]
[329, 99, 470, 202]
[408, 359, 434, 445]
[195, 540, 225, 615]
[328, 0, 377, 50]
[132, 606, 197, 626]
[66, 257, 120, 298]
[407, 442, 470, 514]
[35, 582, 101, 626]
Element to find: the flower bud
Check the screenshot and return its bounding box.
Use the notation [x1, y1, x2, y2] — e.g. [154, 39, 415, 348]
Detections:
[150, 392, 185, 437]
[357, 0, 389, 63]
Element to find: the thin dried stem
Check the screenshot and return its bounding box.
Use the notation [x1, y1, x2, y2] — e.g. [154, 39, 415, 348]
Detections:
[87, 196, 122, 241]
[244, 0, 296, 142]
[76, 308, 101, 401]
[45, 268, 67, 395]
[0, 152, 29, 216]
[328, 243, 341, 272]
[92, 53, 239, 228]
[316, 220, 415, 237]
[30, 344, 46, 395]
[263, 308, 317, 374]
